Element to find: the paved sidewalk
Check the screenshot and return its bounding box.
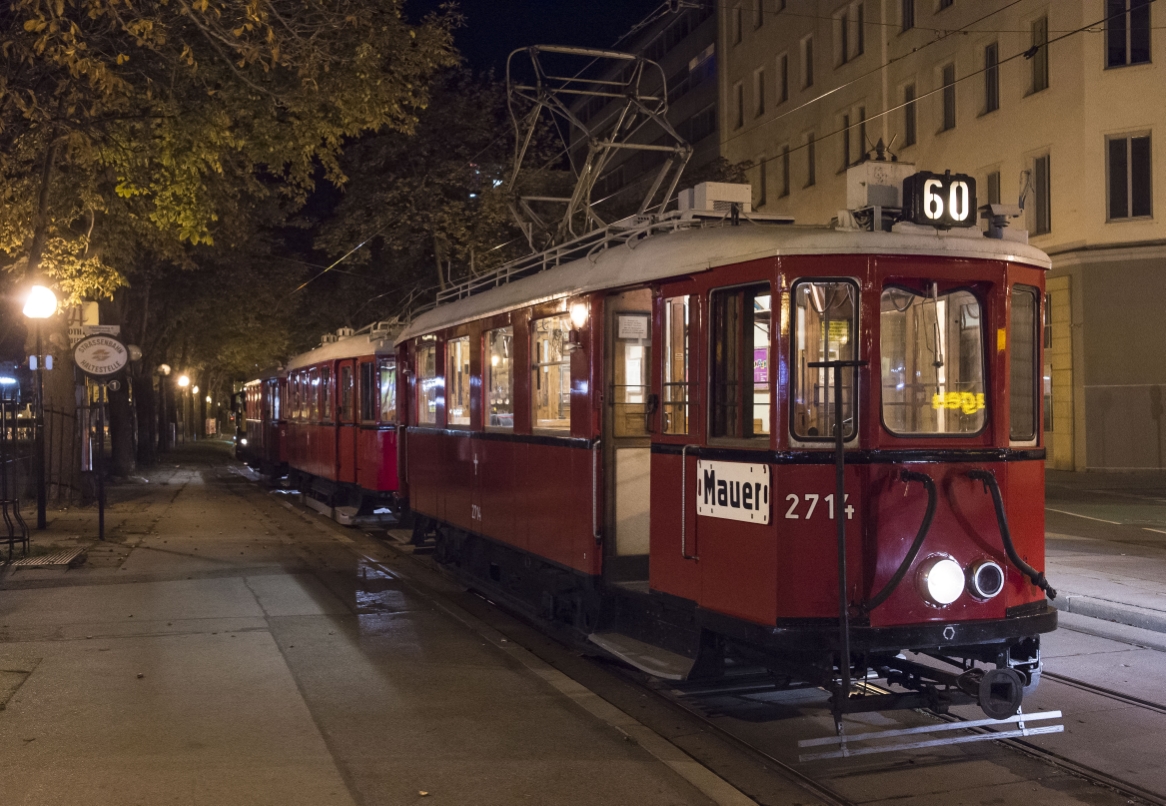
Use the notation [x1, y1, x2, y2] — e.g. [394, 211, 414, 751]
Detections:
[1045, 470, 1166, 648]
[0, 444, 740, 806]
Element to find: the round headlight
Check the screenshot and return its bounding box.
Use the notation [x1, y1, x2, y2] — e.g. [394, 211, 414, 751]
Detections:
[919, 556, 965, 606]
[970, 561, 1005, 599]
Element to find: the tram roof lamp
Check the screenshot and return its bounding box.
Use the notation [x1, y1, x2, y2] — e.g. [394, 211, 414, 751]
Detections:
[177, 375, 190, 388]
[22, 285, 58, 319]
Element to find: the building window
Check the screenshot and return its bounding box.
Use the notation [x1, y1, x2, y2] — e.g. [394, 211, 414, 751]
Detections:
[904, 83, 917, 145]
[733, 4, 743, 44]
[1108, 134, 1153, 219]
[984, 42, 999, 113]
[838, 7, 850, 66]
[416, 339, 438, 425]
[806, 133, 816, 186]
[902, 0, 914, 31]
[754, 0, 764, 29]
[1108, 0, 1152, 67]
[734, 82, 744, 128]
[754, 67, 766, 116]
[987, 170, 1001, 205]
[802, 35, 814, 87]
[857, 106, 867, 161]
[757, 156, 768, 206]
[781, 145, 790, 196]
[1031, 16, 1049, 93]
[486, 327, 513, 428]
[793, 280, 858, 440]
[941, 63, 956, 131]
[778, 53, 789, 103]
[1009, 286, 1039, 442]
[1031, 154, 1051, 235]
[939, 0, 953, 9]
[378, 360, 396, 423]
[532, 315, 571, 431]
[710, 284, 772, 439]
[841, 113, 851, 170]
[662, 296, 690, 435]
[836, 3, 864, 65]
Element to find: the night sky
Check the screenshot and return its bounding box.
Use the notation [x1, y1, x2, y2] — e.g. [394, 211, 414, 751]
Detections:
[407, 0, 665, 72]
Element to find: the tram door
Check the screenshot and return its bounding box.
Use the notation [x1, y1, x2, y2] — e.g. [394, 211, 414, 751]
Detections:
[604, 289, 653, 582]
[337, 360, 357, 484]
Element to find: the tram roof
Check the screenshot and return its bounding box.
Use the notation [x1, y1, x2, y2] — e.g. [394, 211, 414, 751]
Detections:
[287, 330, 396, 370]
[396, 222, 1051, 345]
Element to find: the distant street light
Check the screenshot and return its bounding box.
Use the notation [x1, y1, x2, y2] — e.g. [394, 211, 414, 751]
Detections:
[22, 284, 58, 530]
[177, 375, 190, 388]
[205, 395, 212, 404]
[192, 385, 199, 394]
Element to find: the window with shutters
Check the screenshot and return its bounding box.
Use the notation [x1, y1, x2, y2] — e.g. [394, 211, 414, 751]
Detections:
[1031, 17, 1049, 93]
[1031, 154, 1051, 235]
[984, 43, 999, 114]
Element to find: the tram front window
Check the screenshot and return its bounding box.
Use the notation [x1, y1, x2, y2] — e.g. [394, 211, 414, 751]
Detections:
[880, 285, 986, 435]
[792, 280, 858, 440]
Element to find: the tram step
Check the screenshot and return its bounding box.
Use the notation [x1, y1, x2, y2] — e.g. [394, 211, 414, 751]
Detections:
[588, 631, 695, 681]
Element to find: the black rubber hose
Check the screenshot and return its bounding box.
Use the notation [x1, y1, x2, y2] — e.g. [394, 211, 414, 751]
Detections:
[966, 469, 1058, 600]
[861, 469, 937, 614]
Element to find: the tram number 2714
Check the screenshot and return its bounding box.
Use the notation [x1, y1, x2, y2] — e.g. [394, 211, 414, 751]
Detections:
[784, 493, 854, 520]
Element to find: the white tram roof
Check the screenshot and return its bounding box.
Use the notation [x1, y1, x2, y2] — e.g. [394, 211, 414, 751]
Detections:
[287, 330, 395, 370]
[396, 222, 1051, 345]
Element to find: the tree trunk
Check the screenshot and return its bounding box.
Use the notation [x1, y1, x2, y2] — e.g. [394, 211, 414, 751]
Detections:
[108, 381, 134, 475]
[133, 366, 157, 467]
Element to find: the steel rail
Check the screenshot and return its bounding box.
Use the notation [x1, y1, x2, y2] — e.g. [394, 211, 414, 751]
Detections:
[1043, 671, 1166, 716]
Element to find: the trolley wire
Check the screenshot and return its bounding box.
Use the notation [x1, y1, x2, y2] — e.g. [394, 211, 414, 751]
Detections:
[740, 1, 1158, 176]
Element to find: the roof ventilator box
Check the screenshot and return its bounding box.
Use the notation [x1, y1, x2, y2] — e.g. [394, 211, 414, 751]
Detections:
[678, 182, 753, 214]
[840, 161, 915, 231]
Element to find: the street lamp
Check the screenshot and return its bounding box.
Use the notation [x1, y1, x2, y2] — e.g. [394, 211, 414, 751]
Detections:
[22, 284, 57, 530]
[176, 375, 190, 442]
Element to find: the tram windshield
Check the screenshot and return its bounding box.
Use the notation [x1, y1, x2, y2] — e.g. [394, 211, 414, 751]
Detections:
[880, 285, 986, 435]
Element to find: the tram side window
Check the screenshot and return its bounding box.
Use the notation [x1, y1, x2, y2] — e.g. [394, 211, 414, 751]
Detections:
[360, 362, 377, 422]
[880, 285, 986, 435]
[710, 284, 771, 439]
[446, 335, 471, 426]
[379, 360, 397, 423]
[532, 315, 571, 431]
[792, 281, 858, 440]
[309, 369, 321, 422]
[663, 296, 690, 435]
[340, 365, 354, 422]
[486, 327, 514, 429]
[1010, 286, 1039, 441]
[416, 340, 438, 425]
[297, 372, 308, 420]
[321, 366, 332, 421]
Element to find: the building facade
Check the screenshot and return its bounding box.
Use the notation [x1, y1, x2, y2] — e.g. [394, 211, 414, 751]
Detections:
[720, 0, 1163, 470]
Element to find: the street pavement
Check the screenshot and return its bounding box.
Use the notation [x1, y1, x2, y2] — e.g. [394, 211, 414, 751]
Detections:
[0, 443, 735, 806]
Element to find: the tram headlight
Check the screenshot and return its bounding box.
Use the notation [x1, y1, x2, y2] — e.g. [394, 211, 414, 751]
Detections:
[969, 561, 1005, 600]
[918, 556, 964, 606]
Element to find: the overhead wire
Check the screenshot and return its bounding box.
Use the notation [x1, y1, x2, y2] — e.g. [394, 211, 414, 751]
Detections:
[739, 1, 1154, 175]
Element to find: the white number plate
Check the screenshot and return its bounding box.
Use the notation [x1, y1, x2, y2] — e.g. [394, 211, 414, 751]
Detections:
[696, 460, 770, 524]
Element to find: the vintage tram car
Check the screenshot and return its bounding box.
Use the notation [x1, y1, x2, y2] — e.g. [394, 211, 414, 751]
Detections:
[276, 321, 403, 524]
[394, 174, 1057, 718]
[236, 368, 287, 476]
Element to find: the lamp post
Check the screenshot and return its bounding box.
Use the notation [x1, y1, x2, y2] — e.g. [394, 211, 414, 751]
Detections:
[177, 375, 190, 443]
[22, 284, 58, 530]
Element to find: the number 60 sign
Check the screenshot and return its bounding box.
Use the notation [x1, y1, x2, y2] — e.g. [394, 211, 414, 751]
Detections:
[903, 171, 978, 229]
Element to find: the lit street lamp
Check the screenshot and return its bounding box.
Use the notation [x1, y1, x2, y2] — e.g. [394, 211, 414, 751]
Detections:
[176, 375, 190, 442]
[22, 284, 57, 530]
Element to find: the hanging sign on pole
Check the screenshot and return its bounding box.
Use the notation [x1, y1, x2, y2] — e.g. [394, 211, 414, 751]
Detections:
[73, 335, 128, 378]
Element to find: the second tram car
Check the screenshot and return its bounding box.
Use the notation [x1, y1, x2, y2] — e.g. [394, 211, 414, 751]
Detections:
[236, 369, 287, 475]
[395, 176, 1058, 719]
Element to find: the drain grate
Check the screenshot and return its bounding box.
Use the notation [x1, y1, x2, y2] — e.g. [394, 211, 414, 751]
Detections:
[6, 547, 89, 568]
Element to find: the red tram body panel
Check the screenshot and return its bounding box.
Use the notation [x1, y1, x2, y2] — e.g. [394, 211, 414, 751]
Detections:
[392, 207, 1057, 715]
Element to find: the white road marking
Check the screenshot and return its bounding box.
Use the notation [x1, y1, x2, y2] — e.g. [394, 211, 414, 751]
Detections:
[1045, 507, 1120, 525]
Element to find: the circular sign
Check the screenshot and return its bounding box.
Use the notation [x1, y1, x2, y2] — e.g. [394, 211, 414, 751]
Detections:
[74, 335, 129, 378]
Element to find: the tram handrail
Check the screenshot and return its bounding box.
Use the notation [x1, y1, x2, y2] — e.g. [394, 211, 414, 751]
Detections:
[592, 439, 602, 544]
[861, 469, 937, 614]
[680, 444, 699, 560]
[966, 469, 1058, 600]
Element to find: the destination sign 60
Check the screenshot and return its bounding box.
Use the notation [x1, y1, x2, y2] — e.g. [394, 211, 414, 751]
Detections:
[903, 171, 977, 228]
[696, 460, 770, 524]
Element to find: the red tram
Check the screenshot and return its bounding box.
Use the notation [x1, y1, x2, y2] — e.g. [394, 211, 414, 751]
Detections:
[280, 321, 403, 524]
[236, 368, 287, 475]
[394, 176, 1057, 718]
